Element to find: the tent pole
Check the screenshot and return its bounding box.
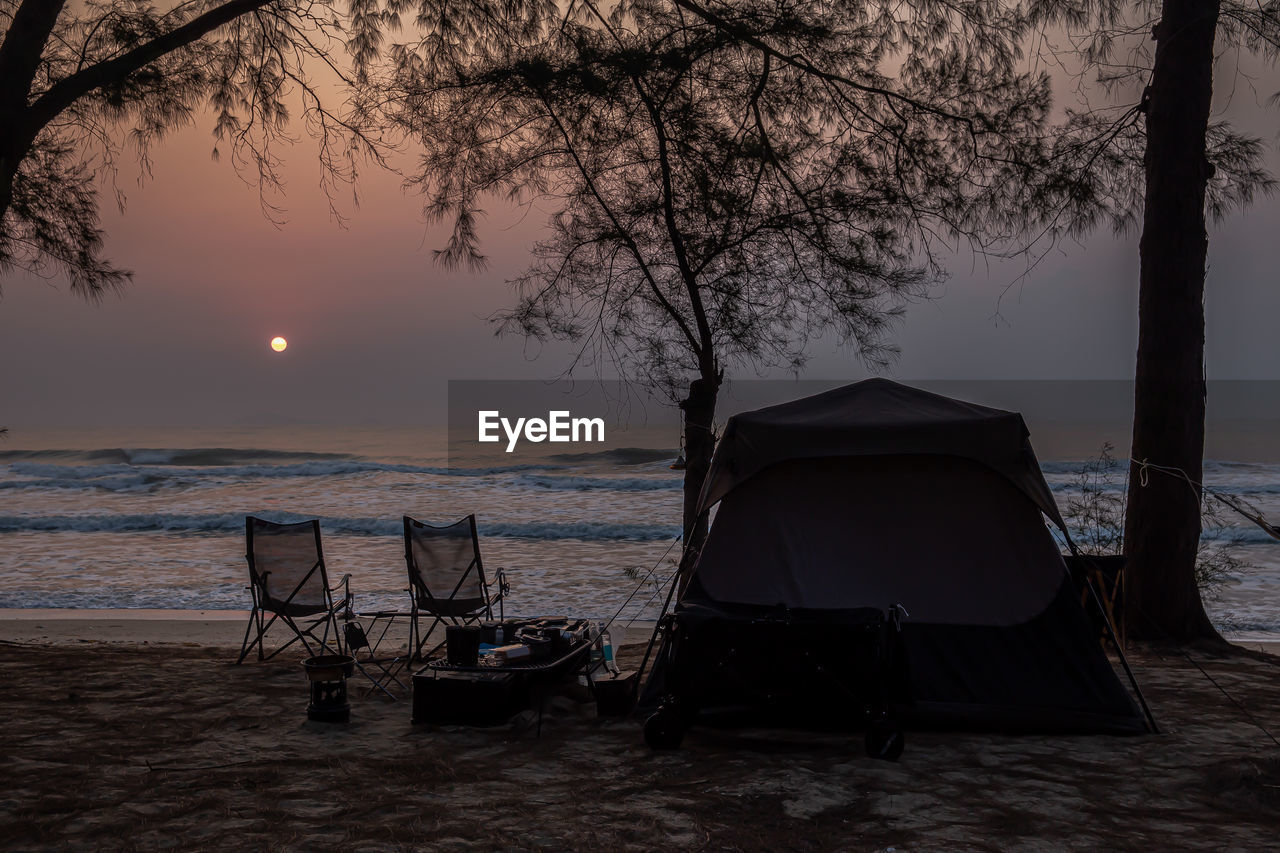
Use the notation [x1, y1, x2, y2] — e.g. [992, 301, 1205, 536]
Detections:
[1065, 536, 1160, 734]
[1085, 570, 1159, 733]
[635, 546, 684, 694]
[636, 512, 710, 700]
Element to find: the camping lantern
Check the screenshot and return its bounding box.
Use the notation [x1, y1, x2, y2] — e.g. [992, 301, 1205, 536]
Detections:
[303, 654, 355, 722]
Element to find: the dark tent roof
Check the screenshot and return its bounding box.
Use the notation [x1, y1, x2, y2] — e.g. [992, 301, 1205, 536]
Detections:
[698, 378, 1065, 529]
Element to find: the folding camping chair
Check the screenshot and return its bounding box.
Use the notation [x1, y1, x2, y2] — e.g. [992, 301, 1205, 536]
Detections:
[404, 514, 507, 660]
[238, 517, 351, 663]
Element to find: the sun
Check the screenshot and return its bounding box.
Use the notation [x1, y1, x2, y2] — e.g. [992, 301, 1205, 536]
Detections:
[270, 336, 288, 352]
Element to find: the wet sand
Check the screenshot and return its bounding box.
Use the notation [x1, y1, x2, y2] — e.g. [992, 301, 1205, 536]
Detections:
[3, 618, 1280, 850]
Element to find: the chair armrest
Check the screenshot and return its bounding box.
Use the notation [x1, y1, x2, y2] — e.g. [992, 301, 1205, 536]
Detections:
[491, 568, 509, 621]
[331, 573, 354, 617]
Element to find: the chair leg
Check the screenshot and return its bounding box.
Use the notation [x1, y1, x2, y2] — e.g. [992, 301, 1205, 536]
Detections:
[257, 606, 270, 661]
[409, 606, 419, 663]
[412, 614, 446, 662]
[257, 611, 327, 662]
[351, 658, 398, 700]
[239, 603, 350, 663]
[420, 616, 449, 661]
[237, 606, 261, 665]
[288, 610, 349, 659]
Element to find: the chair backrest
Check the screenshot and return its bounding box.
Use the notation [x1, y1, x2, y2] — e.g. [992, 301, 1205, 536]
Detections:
[404, 515, 487, 614]
[246, 517, 330, 616]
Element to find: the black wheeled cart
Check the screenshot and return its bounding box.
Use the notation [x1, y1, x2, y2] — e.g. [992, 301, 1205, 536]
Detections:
[643, 602, 907, 759]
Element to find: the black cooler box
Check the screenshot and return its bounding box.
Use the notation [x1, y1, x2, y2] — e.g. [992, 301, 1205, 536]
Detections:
[412, 668, 526, 726]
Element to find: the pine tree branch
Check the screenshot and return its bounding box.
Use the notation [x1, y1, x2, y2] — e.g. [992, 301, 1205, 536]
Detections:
[668, 0, 979, 133]
[25, 0, 277, 134]
[0, 0, 70, 121]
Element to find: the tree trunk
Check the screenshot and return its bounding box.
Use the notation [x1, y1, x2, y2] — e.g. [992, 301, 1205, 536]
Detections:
[677, 375, 720, 590]
[1124, 0, 1222, 642]
[0, 0, 69, 230]
[0, 1, 69, 118]
[1, 0, 274, 233]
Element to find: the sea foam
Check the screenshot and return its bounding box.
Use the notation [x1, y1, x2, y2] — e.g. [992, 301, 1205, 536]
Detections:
[0, 513, 681, 541]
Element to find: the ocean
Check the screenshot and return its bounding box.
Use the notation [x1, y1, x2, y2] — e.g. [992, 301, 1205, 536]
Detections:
[0, 425, 687, 627]
[2, 381, 1278, 640]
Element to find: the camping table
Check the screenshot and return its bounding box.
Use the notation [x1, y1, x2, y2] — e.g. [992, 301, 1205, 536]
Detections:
[343, 610, 412, 698]
[413, 638, 594, 731]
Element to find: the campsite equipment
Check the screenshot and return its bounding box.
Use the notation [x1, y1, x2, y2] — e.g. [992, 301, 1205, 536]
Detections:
[593, 670, 639, 717]
[412, 669, 523, 725]
[1063, 554, 1126, 645]
[239, 517, 352, 664]
[600, 624, 618, 674]
[404, 515, 507, 661]
[412, 618, 594, 728]
[446, 625, 483, 666]
[303, 653, 355, 722]
[342, 612, 409, 699]
[493, 643, 533, 664]
[643, 605, 905, 755]
[641, 379, 1151, 751]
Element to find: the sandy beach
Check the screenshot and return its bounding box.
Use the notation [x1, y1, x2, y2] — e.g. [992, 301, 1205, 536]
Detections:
[0, 609, 661, 650]
[1, 612, 1279, 851]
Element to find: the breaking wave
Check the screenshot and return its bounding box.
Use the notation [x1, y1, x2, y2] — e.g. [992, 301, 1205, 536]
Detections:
[0, 458, 560, 492]
[0, 447, 352, 466]
[1058, 524, 1278, 547]
[549, 447, 677, 465]
[512, 474, 680, 491]
[1049, 480, 1280, 496]
[0, 513, 681, 541]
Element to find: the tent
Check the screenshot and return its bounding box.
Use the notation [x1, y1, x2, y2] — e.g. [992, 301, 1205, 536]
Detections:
[644, 379, 1146, 738]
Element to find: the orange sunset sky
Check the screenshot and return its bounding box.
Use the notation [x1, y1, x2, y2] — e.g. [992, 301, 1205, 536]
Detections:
[2, 46, 1279, 427]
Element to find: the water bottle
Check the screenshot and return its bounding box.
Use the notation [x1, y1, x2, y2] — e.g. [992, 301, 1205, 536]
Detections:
[601, 623, 619, 674]
[589, 622, 604, 669]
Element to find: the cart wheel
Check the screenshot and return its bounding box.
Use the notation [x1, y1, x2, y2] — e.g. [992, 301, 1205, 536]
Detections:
[865, 718, 904, 761]
[644, 705, 686, 750]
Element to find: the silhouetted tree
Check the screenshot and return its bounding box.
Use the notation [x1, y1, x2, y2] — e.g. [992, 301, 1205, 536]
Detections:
[386, 0, 1073, 560]
[1124, 0, 1226, 643]
[1018, 0, 1280, 643]
[0, 0, 390, 296]
[668, 1, 1280, 643]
